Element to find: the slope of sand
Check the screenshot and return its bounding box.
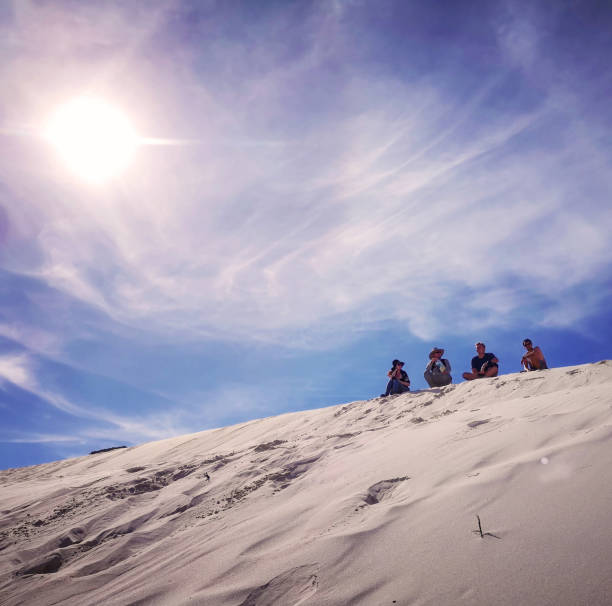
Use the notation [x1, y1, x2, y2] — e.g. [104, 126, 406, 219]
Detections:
[1, 361, 612, 606]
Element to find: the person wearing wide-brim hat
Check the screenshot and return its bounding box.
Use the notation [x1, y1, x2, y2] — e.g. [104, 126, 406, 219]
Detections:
[381, 359, 411, 396]
[424, 347, 452, 388]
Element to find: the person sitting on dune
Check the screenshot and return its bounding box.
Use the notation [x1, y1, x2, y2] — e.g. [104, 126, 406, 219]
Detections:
[462, 342, 499, 380]
[521, 339, 548, 371]
[424, 347, 452, 387]
[382, 359, 411, 396]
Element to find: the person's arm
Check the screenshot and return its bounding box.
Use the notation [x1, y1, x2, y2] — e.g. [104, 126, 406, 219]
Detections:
[430, 360, 443, 373]
[396, 370, 410, 386]
[521, 353, 533, 369]
[484, 354, 499, 366]
[479, 355, 495, 374]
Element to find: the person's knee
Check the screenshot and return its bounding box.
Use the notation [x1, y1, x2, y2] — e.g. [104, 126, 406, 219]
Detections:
[390, 379, 405, 394]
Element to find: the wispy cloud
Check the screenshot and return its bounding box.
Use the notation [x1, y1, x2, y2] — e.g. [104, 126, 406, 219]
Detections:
[2, 433, 86, 444]
[0, 350, 192, 445]
[1, 0, 610, 353]
[0, 353, 33, 388]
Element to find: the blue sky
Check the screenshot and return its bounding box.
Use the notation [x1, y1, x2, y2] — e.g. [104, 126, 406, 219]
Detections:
[1, 0, 611, 469]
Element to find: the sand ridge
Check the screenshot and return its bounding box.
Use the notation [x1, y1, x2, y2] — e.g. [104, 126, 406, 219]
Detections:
[1, 361, 611, 605]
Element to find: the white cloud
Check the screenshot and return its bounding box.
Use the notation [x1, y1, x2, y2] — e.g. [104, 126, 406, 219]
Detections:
[0, 353, 33, 388]
[3, 433, 85, 444]
[0, 349, 191, 444]
[0, 323, 63, 356]
[496, 4, 541, 72]
[1, 1, 611, 350]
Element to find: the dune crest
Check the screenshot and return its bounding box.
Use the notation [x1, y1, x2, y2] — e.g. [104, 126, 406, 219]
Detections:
[1, 362, 612, 605]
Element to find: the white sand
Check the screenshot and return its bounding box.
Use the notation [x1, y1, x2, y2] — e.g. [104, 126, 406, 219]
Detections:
[1, 361, 612, 605]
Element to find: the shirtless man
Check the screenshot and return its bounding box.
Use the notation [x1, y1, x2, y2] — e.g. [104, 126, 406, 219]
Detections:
[521, 339, 548, 370]
[462, 342, 499, 380]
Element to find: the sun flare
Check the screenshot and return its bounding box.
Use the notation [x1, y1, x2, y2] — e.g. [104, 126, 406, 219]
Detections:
[45, 97, 138, 183]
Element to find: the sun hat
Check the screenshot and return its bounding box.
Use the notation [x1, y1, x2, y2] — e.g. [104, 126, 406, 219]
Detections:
[429, 347, 444, 359]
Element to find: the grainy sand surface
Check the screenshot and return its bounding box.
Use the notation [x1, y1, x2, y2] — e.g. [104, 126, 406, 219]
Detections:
[1, 361, 611, 605]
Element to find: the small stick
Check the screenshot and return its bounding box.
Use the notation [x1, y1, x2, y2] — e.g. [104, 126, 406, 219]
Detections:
[472, 514, 501, 539]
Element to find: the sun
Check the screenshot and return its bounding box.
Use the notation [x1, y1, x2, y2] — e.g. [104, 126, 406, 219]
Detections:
[45, 97, 138, 183]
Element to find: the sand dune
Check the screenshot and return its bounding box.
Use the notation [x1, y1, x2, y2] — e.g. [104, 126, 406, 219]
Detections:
[1, 361, 612, 605]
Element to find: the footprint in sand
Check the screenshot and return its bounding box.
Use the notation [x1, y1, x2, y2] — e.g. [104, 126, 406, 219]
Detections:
[58, 527, 86, 547]
[326, 477, 410, 533]
[364, 477, 410, 505]
[238, 564, 319, 606]
[252, 440, 287, 453]
[104, 464, 199, 500]
[17, 552, 63, 576]
[467, 419, 490, 429]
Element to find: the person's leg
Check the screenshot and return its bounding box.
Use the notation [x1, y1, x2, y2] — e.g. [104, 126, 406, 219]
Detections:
[463, 371, 479, 380]
[383, 379, 394, 396]
[484, 365, 498, 377]
[424, 371, 435, 388]
[437, 374, 452, 386]
[390, 379, 410, 394]
[426, 372, 452, 387]
[529, 356, 548, 370]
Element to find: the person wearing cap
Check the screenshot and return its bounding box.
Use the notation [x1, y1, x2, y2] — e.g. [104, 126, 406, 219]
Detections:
[381, 359, 411, 396]
[521, 339, 548, 371]
[462, 342, 499, 380]
[424, 347, 452, 387]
